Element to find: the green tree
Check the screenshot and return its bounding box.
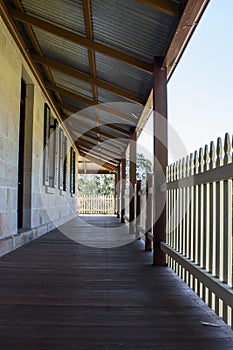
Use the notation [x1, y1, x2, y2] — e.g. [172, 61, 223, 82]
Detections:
[78, 154, 152, 195]
[136, 153, 152, 180]
[126, 153, 153, 181]
[78, 174, 114, 196]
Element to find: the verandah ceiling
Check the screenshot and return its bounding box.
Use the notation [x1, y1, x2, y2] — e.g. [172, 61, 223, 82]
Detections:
[0, 0, 209, 172]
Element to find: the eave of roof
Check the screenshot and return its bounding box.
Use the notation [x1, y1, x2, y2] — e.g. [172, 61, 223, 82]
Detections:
[0, 0, 210, 171]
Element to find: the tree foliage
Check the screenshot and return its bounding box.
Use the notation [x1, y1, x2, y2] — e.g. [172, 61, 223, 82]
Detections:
[136, 153, 152, 180]
[78, 153, 152, 196]
[78, 174, 115, 196]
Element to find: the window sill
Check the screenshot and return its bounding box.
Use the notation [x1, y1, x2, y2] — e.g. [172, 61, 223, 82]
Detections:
[45, 186, 57, 195]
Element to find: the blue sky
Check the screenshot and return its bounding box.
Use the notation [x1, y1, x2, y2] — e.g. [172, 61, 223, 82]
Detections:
[168, 0, 233, 157]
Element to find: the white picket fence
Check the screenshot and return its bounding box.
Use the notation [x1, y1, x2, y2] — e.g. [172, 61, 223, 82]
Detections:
[164, 132, 233, 327]
[78, 195, 115, 214]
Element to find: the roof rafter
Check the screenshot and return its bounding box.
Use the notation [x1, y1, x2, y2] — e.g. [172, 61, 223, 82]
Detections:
[12, 0, 66, 113]
[31, 53, 143, 104]
[78, 119, 130, 137]
[79, 150, 117, 171]
[89, 126, 129, 140]
[56, 99, 138, 126]
[58, 104, 131, 136]
[79, 127, 128, 142]
[136, 0, 180, 17]
[78, 145, 120, 165]
[67, 116, 127, 139]
[80, 139, 123, 157]
[82, 0, 98, 103]
[9, 9, 153, 73]
[78, 133, 127, 151]
[45, 82, 96, 106]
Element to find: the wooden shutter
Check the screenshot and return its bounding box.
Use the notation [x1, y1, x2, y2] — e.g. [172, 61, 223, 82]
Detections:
[59, 128, 64, 190]
[70, 147, 76, 194]
[43, 103, 50, 186]
[50, 118, 59, 188]
[63, 136, 68, 191]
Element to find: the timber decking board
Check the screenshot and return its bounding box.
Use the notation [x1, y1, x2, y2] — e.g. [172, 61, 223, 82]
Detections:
[0, 216, 232, 349]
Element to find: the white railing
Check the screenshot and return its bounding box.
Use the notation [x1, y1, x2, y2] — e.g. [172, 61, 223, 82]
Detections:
[78, 195, 115, 214]
[164, 133, 233, 328]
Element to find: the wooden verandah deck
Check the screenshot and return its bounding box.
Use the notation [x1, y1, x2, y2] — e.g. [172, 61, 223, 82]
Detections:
[0, 216, 232, 350]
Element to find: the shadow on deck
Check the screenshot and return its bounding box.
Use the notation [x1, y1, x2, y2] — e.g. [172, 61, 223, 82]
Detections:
[0, 216, 232, 349]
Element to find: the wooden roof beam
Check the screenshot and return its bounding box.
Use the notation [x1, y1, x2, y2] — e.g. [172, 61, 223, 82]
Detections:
[65, 112, 131, 136]
[10, 9, 153, 73]
[12, 0, 66, 113]
[78, 133, 127, 151]
[136, 0, 180, 17]
[66, 116, 127, 140]
[76, 117, 131, 136]
[82, 0, 98, 104]
[45, 82, 96, 106]
[162, 0, 210, 79]
[78, 145, 120, 165]
[80, 139, 123, 157]
[79, 151, 117, 171]
[31, 53, 143, 104]
[90, 126, 129, 140]
[57, 103, 131, 136]
[56, 101, 138, 125]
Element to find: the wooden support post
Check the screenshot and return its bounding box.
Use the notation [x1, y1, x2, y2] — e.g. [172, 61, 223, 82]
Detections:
[121, 157, 126, 223]
[145, 173, 153, 251]
[136, 179, 141, 238]
[153, 57, 168, 266]
[114, 172, 117, 215]
[129, 130, 136, 232]
[116, 166, 120, 218]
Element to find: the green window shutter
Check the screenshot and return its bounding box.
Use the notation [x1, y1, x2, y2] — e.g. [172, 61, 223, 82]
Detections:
[43, 103, 50, 186]
[53, 119, 59, 188]
[63, 137, 68, 191]
[70, 147, 76, 194]
[59, 128, 64, 190]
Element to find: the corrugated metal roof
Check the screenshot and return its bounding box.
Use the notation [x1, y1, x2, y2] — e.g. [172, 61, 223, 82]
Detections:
[32, 28, 90, 74]
[98, 87, 133, 104]
[50, 68, 93, 100]
[61, 95, 90, 112]
[21, 0, 85, 35]
[2, 0, 208, 171]
[92, 0, 175, 62]
[96, 53, 152, 100]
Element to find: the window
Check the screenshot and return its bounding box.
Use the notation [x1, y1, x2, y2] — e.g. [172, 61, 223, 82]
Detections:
[59, 128, 67, 191]
[43, 103, 59, 188]
[43, 103, 50, 186]
[70, 147, 76, 194]
[49, 116, 58, 188]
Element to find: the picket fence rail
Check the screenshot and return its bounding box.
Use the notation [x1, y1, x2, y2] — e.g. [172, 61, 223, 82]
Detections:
[164, 132, 233, 327]
[78, 195, 115, 214]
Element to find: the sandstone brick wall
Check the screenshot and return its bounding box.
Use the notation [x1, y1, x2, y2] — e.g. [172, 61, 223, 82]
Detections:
[0, 17, 78, 256]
